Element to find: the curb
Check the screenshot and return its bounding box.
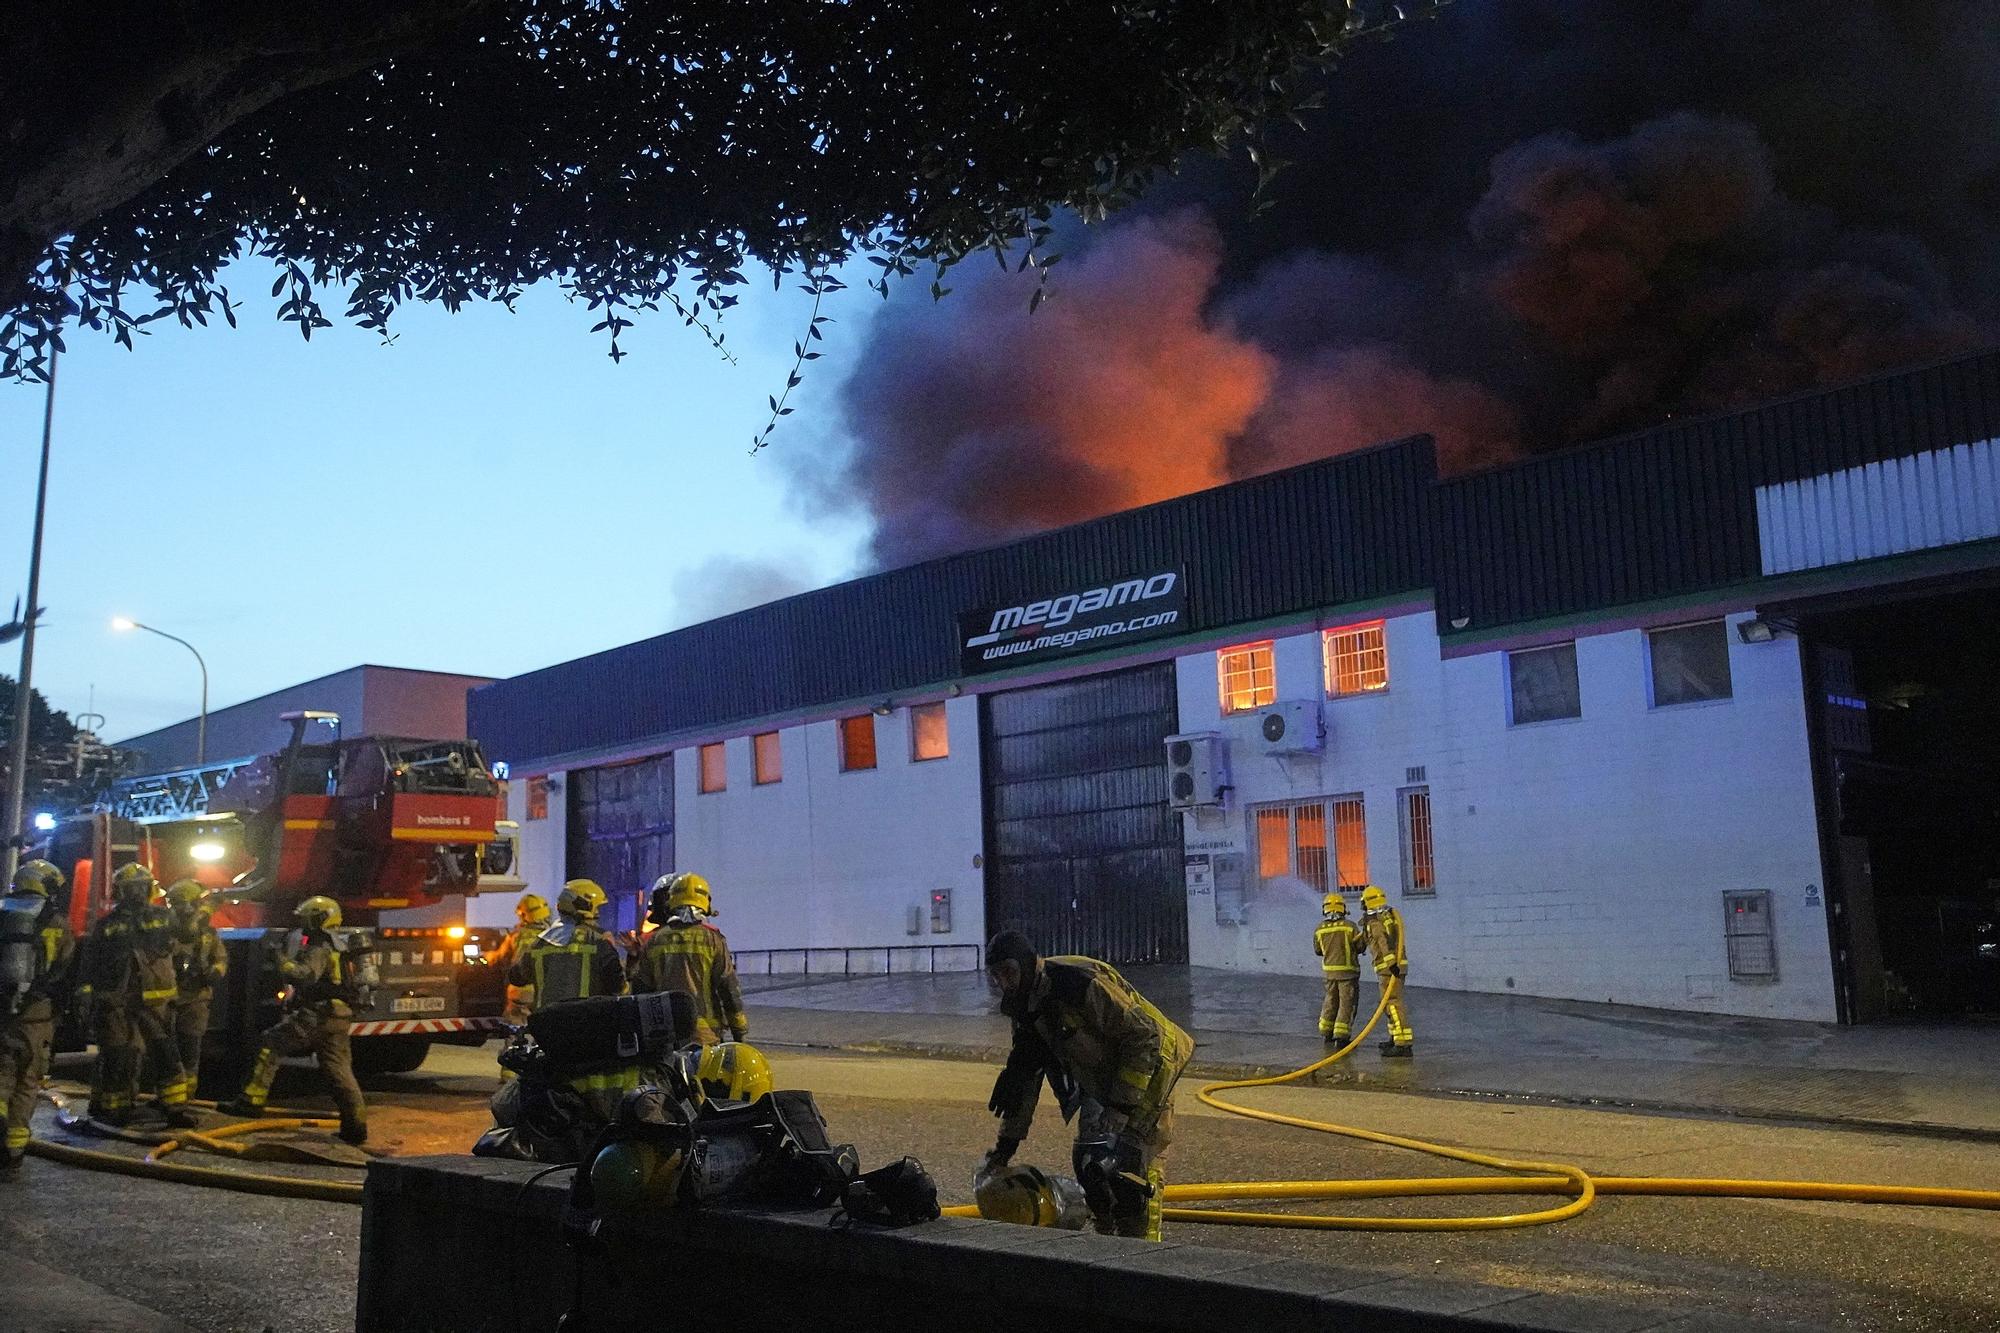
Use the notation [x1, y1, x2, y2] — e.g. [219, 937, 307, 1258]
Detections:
[761, 1033, 2000, 1145]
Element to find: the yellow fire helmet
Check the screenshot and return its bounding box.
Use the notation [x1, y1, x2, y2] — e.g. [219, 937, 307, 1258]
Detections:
[667, 872, 713, 917]
[110, 861, 157, 907]
[557, 879, 607, 924]
[694, 1040, 773, 1106]
[11, 858, 64, 898]
[165, 879, 207, 910]
[1321, 893, 1348, 918]
[295, 895, 343, 930]
[515, 892, 551, 926]
[1360, 885, 1389, 912]
[975, 1164, 1089, 1230]
[589, 1139, 686, 1213]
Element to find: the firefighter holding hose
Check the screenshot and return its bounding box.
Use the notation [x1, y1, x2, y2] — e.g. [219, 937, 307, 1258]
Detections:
[979, 930, 1194, 1240]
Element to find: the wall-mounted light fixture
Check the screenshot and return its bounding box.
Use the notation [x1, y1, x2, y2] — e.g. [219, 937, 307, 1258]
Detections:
[872, 701, 893, 716]
[1738, 618, 1778, 644]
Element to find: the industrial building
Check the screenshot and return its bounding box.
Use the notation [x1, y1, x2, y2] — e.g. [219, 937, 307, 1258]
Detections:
[468, 349, 2000, 1025]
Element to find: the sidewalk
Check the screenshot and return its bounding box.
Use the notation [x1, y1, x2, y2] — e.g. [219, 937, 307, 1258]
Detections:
[740, 966, 2000, 1140]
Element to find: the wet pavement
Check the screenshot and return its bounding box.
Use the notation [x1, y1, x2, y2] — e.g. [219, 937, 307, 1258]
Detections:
[740, 966, 2000, 1138]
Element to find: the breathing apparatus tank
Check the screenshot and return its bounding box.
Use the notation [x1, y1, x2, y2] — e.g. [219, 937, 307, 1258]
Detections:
[1, 892, 50, 1016]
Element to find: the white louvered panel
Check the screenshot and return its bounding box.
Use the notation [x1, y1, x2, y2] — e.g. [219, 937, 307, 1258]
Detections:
[1756, 437, 2000, 575]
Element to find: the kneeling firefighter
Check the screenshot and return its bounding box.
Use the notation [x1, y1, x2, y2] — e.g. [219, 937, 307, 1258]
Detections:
[629, 873, 747, 1045]
[980, 930, 1194, 1240]
[219, 896, 373, 1145]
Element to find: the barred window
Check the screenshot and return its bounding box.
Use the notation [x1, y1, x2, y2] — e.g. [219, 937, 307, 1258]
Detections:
[1323, 621, 1389, 697]
[1217, 641, 1277, 714]
[1398, 786, 1436, 895]
[1254, 795, 1368, 896]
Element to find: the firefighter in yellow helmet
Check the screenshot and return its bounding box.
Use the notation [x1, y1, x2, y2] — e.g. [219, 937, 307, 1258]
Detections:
[489, 892, 552, 1026]
[507, 880, 624, 1008]
[158, 879, 226, 1086]
[85, 864, 196, 1128]
[629, 873, 746, 1045]
[1360, 885, 1413, 1056]
[219, 896, 368, 1144]
[1313, 892, 1363, 1044]
[2, 860, 78, 1168]
[981, 930, 1194, 1241]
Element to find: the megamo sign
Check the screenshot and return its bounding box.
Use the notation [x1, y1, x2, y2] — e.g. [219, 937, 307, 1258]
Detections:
[959, 571, 1186, 675]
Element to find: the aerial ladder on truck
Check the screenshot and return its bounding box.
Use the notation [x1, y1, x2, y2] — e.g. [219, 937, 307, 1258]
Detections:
[33, 711, 525, 1080]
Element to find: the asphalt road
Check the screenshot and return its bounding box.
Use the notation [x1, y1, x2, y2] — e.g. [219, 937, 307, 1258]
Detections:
[3, 1043, 1997, 1332]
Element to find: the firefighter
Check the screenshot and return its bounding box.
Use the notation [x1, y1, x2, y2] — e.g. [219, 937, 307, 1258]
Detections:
[1360, 885, 1413, 1056]
[159, 879, 226, 1087]
[489, 892, 552, 1026]
[219, 896, 368, 1144]
[1313, 892, 1364, 1044]
[980, 930, 1194, 1241]
[629, 873, 746, 1044]
[1, 860, 77, 1168]
[507, 879, 624, 1008]
[85, 864, 197, 1128]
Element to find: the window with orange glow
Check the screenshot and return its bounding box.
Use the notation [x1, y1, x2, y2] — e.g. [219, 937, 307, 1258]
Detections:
[910, 702, 950, 761]
[839, 715, 878, 771]
[1323, 621, 1389, 696]
[698, 742, 727, 793]
[753, 732, 782, 785]
[1332, 795, 1368, 887]
[1255, 807, 1290, 881]
[1398, 786, 1435, 895]
[1217, 641, 1276, 714]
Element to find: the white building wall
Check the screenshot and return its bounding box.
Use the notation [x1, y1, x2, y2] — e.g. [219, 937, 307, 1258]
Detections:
[670, 696, 987, 967]
[467, 772, 569, 929]
[1177, 609, 1839, 1020]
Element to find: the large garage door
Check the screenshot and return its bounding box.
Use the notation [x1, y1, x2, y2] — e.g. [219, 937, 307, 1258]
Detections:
[982, 664, 1186, 964]
[566, 753, 674, 933]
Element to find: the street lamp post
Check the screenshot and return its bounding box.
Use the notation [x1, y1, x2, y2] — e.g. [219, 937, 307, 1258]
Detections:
[112, 618, 209, 765]
[2, 349, 57, 884]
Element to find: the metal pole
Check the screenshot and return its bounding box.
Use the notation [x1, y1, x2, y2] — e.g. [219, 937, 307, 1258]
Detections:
[128, 623, 208, 766]
[4, 348, 58, 884]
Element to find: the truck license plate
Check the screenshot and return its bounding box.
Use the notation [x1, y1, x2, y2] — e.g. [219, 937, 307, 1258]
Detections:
[391, 996, 447, 1014]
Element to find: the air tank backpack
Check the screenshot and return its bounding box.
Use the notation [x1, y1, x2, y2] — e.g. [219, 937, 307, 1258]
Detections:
[0, 893, 49, 1015]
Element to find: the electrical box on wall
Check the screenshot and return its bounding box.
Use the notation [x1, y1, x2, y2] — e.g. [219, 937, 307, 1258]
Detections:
[1256, 700, 1325, 754]
[930, 889, 952, 934]
[1165, 732, 1229, 810]
[1723, 890, 1777, 982]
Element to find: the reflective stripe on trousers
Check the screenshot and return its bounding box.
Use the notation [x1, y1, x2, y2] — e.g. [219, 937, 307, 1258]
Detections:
[1378, 972, 1413, 1044]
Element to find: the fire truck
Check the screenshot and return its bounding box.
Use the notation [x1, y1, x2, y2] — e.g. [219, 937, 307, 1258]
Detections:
[34, 712, 521, 1079]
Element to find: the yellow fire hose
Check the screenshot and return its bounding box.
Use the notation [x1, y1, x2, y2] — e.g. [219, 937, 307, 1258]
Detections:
[946, 989, 2000, 1231]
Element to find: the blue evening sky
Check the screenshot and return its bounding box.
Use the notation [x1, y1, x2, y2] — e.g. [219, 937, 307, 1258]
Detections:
[1, 260, 875, 741]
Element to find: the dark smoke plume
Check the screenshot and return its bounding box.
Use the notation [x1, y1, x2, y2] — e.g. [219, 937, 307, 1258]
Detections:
[808, 1, 2000, 567]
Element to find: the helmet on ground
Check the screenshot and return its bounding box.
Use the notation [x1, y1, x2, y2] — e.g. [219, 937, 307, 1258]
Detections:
[589, 1139, 687, 1212]
[165, 879, 206, 910]
[693, 1041, 773, 1105]
[515, 892, 551, 927]
[11, 858, 64, 898]
[295, 895, 342, 931]
[667, 872, 712, 917]
[1322, 893, 1348, 917]
[111, 862, 158, 908]
[975, 1164, 1090, 1230]
[557, 879, 607, 923]
[1360, 885, 1388, 912]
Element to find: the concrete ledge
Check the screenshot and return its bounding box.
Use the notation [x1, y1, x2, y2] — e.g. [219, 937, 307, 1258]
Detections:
[358, 1155, 1791, 1333]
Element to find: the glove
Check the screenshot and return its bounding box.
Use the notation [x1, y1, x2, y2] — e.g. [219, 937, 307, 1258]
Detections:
[988, 1062, 1035, 1118]
[1392, 965, 1407, 979]
[977, 1136, 1022, 1187]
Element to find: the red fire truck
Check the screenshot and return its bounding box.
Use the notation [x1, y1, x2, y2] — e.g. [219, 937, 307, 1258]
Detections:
[35, 712, 520, 1079]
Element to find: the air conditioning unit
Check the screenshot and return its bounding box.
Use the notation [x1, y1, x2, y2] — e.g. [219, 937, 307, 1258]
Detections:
[1164, 732, 1228, 810]
[1257, 700, 1324, 754]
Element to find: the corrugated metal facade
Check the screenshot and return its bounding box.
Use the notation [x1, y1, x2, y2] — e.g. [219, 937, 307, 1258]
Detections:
[1756, 439, 2000, 576]
[1432, 350, 2000, 634]
[471, 437, 1437, 765]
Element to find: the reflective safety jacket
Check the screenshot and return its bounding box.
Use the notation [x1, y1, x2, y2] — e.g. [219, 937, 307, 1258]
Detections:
[87, 905, 179, 1009]
[995, 956, 1194, 1149]
[172, 916, 228, 998]
[1, 892, 75, 1023]
[629, 918, 747, 1044]
[508, 922, 625, 1007]
[279, 933, 358, 1018]
[1364, 908, 1407, 976]
[1313, 917, 1363, 978]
